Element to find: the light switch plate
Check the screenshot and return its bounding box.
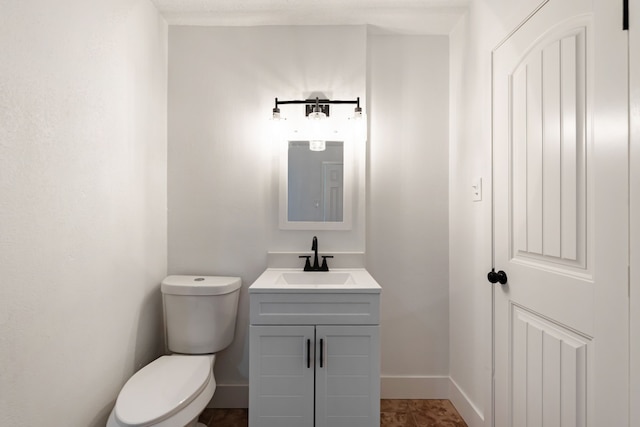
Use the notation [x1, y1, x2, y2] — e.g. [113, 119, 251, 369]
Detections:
[472, 177, 482, 202]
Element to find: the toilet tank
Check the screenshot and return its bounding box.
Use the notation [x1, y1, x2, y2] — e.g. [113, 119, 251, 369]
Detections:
[161, 275, 241, 354]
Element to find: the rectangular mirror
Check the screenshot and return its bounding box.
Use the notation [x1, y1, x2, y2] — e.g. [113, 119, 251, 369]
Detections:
[279, 140, 353, 230]
[288, 141, 343, 222]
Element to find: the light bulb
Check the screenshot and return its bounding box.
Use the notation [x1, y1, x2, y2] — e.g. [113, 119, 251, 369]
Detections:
[308, 110, 326, 121]
[349, 108, 367, 144]
[309, 140, 326, 151]
[270, 110, 286, 148]
[307, 107, 327, 151]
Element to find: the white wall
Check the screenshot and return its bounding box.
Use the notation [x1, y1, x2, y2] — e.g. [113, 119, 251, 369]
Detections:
[167, 25, 366, 405]
[168, 26, 452, 406]
[448, 1, 558, 425]
[366, 35, 450, 396]
[0, 1, 168, 426]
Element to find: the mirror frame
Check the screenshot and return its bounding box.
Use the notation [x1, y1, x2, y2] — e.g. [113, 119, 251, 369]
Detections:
[279, 128, 354, 230]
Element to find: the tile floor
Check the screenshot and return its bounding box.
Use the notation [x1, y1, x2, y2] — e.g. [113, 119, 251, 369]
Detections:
[198, 399, 467, 426]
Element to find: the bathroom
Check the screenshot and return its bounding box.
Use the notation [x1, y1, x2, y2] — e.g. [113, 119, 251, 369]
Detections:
[1, 1, 638, 427]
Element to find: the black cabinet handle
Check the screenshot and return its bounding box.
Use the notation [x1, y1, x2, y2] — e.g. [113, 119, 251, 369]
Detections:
[319, 338, 324, 368]
[306, 339, 311, 369]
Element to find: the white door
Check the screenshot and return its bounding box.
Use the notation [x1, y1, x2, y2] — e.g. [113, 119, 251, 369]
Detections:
[249, 325, 315, 427]
[492, 0, 628, 426]
[314, 325, 380, 427]
[322, 162, 343, 222]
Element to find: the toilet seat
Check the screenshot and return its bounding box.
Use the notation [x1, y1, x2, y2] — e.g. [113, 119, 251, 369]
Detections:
[113, 355, 215, 426]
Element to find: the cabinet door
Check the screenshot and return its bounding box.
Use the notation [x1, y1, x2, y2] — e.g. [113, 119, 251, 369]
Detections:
[315, 325, 380, 427]
[249, 325, 315, 427]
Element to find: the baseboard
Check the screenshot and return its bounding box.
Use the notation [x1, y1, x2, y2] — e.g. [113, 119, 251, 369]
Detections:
[380, 375, 450, 399]
[207, 376, 486, 427]
[448, 377, 484, 427]
[207, 384, 248, 408]
[207, 376, 452, 408]
[208, 377, 453, 406]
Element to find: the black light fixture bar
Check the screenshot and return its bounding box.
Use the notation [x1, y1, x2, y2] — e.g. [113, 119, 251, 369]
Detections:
[273, 97, 361, 118]
[274, 97, 360, 107]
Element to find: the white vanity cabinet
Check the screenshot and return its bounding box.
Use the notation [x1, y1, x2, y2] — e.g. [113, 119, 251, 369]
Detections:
[248, 268, 381, 427]
[249, 324, 380, 427]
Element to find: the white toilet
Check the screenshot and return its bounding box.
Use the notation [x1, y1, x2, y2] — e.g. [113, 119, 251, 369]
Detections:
[107, 275, 241, 427]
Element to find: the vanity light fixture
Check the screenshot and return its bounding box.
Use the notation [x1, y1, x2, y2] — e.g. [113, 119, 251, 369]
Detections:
[272, 96, 362, 121]
[272, 96, 363, 151]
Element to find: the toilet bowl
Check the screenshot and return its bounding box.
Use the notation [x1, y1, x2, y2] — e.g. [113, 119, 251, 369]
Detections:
[107, 355, 216, 427]
[107, 276, 241, 427]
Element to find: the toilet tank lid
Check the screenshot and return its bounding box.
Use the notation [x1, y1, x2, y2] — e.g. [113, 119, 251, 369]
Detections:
[161, 275, 241, 296]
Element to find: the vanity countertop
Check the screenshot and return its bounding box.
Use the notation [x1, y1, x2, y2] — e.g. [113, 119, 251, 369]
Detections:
[249, 268, 381, 293]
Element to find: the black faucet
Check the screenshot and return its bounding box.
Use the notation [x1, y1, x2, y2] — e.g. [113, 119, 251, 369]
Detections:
[311, 236, 319, 270]
[299, 236, 333, 271]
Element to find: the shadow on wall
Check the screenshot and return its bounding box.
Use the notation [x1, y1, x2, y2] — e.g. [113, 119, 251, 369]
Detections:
[89, 402, 115, 427]
[88, 285, 165, 427]
[132, 286, 165, 371]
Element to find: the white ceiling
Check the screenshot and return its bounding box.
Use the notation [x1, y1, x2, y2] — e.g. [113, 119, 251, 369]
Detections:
[150, 0, 470, 34]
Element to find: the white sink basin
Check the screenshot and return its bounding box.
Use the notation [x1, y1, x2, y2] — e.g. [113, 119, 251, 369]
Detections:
[249, 268, 381, 293]
[276, 272, 355, 286]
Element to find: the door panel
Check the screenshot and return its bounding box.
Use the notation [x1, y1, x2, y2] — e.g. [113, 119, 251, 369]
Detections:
[249, 325, 315, 427]
[493, 0, 628, 426]
[511, 304, 589, 427]
[323, 162, 343, 222]
[511, 27, 587, 272]
[315, 325, 380, 427]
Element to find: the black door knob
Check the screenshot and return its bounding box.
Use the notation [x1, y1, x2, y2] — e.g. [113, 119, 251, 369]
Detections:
[487, 268, 508, 285]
